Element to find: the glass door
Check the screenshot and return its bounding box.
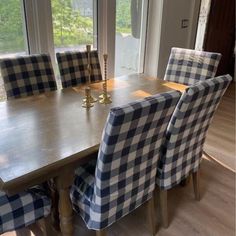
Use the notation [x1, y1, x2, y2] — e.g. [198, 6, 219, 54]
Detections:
[115, 0, 148, 77]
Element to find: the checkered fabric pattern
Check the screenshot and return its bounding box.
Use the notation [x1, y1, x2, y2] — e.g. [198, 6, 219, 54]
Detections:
[0, 185, 51, 234]
[157, 75, 232, 190]
[70, 90, 181, 230]
[0, 54, 57, 99]
[164, 47, 222, 85]
[56, 50, 102, 88]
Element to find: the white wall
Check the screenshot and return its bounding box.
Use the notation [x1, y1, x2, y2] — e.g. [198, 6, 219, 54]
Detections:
[145, 0, 201, 78]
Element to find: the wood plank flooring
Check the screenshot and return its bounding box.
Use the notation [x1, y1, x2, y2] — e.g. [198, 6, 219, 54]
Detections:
[205, 82, 235, 171]
[3, 157, 235, 236]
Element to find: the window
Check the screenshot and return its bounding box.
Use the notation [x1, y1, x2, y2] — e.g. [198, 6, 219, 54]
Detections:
[51, 0, 97, 52]
[0, 0, 28, 101]
[0, 0, 28, 58]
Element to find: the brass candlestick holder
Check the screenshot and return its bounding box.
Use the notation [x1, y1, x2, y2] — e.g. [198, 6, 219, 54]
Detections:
[82, 45, 97, 108]
[82, 87, 94, 108]
[99, 54, 112, 104]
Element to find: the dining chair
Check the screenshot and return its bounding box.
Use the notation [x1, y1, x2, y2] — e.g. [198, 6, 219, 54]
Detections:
[70, 90, 181, 236]
[0, 54, 57, 99]
[156, 74, 232, 228]
[0, 185, 51, 235]
[56, 50, 103, 88]
[164, 47, 222, 85]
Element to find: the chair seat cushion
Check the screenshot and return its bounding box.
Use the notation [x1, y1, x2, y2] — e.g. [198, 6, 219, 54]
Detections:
[0, 185, 51, 234]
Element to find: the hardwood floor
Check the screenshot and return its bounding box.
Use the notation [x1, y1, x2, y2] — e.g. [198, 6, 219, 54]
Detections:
[2, 83, 235, 236]
[4, 156, 235, 236]
[205, 82, 235, 171]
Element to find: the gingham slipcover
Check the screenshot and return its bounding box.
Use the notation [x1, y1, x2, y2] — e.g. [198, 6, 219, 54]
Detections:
[70, 91, 181, 230]
[56, 50, 102, 88]
[164, 47, 222, 85]
[157, 75, 232, 190]
[0, 186, 51, 234]
[0, 54, 57, 99]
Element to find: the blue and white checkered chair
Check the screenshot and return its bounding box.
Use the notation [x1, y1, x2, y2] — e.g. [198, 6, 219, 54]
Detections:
[70, 91, 181, 235]
[164, 47, 222, 85]
[56, 50, 102, 88]
[0, 185, 51, 234]
[156, 74, 232, 228]
[0, 54, 57, 99]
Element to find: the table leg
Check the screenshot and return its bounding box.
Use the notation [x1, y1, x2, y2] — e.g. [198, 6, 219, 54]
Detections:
[47, 178, 60, 231]
[56, 171, 74, 236]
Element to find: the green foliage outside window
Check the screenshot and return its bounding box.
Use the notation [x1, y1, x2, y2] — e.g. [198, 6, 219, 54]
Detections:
[52, 0, 93, 48]
[0, 0, 132, 54]
[116, 0, 132, 34]
[0, 0, 25, 54]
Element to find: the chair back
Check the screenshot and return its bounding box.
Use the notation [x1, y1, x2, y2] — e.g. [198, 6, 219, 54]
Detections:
[91, 91, 181, 229]
[164, 47, 221, 85]
[56, 50, 102, 88]
[0, 54, 57, 99]
[157, 75, 232, 190]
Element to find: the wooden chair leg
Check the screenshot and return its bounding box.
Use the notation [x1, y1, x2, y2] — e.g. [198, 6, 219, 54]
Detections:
[16, 228, 31, 236]
[40, 216, 56, 236]
[27, 222, 44, 236]
[180, 175, 191, 186]
[159, 189, 168, 228]
[96, 228, 107, 236]
[19, 216, 54, 236]
[147, 196, 157, 236]
[153, 187, 159, 210]
[16, 217, 52, 236]
[192, 171, 200, 201]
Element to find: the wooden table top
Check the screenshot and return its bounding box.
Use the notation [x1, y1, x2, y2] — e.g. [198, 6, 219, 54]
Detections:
[0, 74, 186, 192]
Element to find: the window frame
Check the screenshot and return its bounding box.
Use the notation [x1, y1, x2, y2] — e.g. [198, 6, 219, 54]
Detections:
[98, 0, 149, 78]
[0, 0, 30, 57]
[1, 0, 148, 78]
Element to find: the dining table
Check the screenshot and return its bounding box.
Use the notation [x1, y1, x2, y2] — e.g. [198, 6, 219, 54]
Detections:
[0, 73, 186, 236]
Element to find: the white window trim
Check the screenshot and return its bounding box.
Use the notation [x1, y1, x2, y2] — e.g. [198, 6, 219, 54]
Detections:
[139, 0, 149, 74]
[93, 0, 98, 49]
[97, 0, 116, 79]
[21, 0, 30, 54]
[24, 0, 55, 60]
[144, 0, 164, 77]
